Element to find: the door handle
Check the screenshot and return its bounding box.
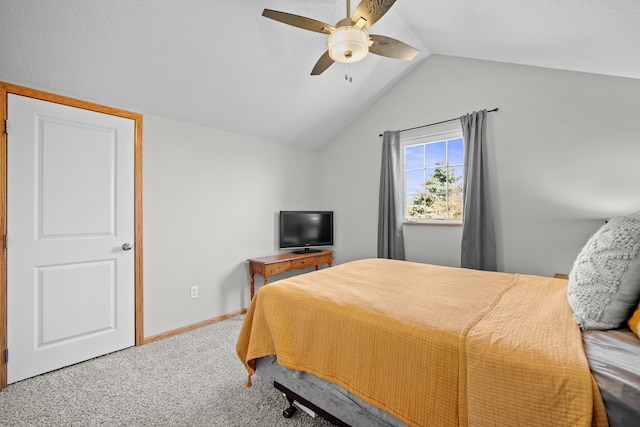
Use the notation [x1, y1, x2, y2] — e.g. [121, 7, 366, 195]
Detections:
[122, 243, 133, 251]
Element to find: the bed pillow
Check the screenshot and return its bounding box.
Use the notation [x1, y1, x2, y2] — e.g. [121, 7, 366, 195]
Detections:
[567, 212, 640, 330]
[629, 304, 640, 338]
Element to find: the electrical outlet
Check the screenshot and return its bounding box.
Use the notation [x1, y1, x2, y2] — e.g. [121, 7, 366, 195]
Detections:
[190, 285, 199, 299]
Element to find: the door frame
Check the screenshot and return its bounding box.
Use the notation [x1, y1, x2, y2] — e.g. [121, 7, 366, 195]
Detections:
[0, 82, 144, 388]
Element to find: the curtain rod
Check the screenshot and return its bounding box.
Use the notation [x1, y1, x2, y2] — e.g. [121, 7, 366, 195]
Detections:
[378, 108, 499, 137]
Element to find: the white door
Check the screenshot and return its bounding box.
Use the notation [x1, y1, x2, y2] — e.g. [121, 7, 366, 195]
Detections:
[7, 94, 135, 384]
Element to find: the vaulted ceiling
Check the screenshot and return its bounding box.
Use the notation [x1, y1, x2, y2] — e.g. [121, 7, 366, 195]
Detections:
[1, 0, 638, 150]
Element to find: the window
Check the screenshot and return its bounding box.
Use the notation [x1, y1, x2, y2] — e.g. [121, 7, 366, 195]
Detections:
[402, 129, 464, 222]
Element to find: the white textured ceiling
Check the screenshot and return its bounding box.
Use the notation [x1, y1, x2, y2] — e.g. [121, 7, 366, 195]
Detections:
[1, 0, 638, 150]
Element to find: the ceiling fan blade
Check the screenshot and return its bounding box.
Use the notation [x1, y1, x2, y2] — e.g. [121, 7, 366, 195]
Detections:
[311, 51, 335, 75]
[262, 9, 335, 34]
[352, 0, 396, 29]
[369, 34, 418, 60]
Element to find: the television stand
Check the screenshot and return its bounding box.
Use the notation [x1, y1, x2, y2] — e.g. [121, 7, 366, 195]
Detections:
[246, 250, 333, 300]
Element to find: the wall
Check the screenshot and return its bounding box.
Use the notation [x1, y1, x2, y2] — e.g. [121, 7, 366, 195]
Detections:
[143, 115, 318, 337]
[318, 55, 640, 276]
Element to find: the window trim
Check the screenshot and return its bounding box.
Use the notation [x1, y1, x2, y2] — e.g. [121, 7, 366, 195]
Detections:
[403, 219, 463, 226]
[400, 128, 464, 224]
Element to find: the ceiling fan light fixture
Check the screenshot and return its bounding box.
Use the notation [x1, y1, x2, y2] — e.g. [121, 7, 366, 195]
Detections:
[328, 26, 369, 63]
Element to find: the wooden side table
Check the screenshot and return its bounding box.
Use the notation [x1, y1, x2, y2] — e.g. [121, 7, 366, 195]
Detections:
[247, 251, 333, 299]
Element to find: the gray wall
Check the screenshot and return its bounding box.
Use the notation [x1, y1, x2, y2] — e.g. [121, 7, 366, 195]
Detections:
[318, 55, 640, 276]
[142, 115, 318, 336]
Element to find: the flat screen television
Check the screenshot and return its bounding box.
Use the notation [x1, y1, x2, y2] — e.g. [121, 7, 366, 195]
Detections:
[279, 211, 333, 254]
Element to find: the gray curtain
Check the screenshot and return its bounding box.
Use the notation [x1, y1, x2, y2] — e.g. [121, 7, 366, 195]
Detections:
[460, 110, 497, 271]
[377, 131, 405, 260]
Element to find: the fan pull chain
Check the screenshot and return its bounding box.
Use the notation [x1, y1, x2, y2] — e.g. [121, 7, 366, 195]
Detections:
[344, 63, 353, 83]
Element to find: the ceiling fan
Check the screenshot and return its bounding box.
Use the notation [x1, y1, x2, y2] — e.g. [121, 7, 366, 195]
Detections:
[262, 0, 418, 76]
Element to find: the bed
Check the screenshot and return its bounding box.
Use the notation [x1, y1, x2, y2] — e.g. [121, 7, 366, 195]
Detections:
[237, 249, 640, 426]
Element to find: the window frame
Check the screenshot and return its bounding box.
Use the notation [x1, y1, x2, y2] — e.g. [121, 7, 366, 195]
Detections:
[400, 128, 465, 225]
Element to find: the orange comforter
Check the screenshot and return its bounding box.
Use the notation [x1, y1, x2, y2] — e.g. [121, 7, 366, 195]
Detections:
[236, 259, 607, 426]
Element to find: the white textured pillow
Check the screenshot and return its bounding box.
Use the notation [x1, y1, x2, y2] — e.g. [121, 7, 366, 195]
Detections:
[567, 212, 640, 330]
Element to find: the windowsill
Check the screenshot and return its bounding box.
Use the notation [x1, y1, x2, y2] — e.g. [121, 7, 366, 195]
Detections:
[403, 220, 463, 226]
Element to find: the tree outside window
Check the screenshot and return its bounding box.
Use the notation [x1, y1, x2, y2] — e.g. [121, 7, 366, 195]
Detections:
[404, 133, 463, 221]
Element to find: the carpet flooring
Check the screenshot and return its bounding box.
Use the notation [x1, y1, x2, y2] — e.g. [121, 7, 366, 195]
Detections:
[0, 315, 332, 426]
